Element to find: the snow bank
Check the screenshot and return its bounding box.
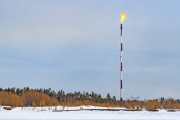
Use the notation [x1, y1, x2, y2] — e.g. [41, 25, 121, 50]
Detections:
[0, 106, 179, 119]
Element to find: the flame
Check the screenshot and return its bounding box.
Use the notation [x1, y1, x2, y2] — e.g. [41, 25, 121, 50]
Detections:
[120, 13, 126, 23]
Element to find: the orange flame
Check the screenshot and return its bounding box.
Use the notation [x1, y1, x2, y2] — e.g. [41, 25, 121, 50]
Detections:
[120, 13, 126, 23]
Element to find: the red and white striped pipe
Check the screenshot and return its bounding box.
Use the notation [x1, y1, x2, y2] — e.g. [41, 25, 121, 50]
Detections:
[120, 24, 123, 102]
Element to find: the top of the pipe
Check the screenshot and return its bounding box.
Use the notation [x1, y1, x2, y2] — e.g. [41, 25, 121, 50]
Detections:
[120, 24, 123, 29]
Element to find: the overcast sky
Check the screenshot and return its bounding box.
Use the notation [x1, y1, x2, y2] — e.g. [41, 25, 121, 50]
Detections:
[0, 0, 180, 100]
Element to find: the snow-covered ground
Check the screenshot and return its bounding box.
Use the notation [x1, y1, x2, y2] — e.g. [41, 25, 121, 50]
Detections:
[0, 105, 179, 119]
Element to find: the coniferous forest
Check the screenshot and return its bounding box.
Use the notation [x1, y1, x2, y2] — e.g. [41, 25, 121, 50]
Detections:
[1, 87, 180, 110]
[0, 87, 116, 107]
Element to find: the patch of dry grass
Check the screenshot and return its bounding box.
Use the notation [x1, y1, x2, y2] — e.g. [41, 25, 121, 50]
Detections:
[3, 107, 12, 110]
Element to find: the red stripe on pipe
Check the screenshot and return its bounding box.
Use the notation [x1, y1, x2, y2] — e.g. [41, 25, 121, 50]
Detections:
[121, 98, 122, 101]
[121, 43, 122, 51]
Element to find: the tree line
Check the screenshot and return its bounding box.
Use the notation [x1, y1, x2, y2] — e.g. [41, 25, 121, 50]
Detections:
[1, 87, 180, 110]
[0, 87, 117, 107]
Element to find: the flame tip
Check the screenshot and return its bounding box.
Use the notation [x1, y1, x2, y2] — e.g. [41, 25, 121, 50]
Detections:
[120, 13, 126, 23]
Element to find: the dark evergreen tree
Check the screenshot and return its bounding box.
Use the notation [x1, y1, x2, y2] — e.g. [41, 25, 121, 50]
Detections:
[7, 87, 10, 92]
[0, 88, 3, 91]
[107, 93, 111, 102]
[11, 87, 16, 94]
[85, 92, 89, 100]
[16, 88, 20, 95]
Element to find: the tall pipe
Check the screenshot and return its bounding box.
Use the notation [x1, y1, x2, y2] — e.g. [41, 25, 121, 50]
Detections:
[120, 24, 123, 102]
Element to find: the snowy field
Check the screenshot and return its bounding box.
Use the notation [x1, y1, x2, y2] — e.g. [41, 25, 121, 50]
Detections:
[0, 105, 179, 119]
